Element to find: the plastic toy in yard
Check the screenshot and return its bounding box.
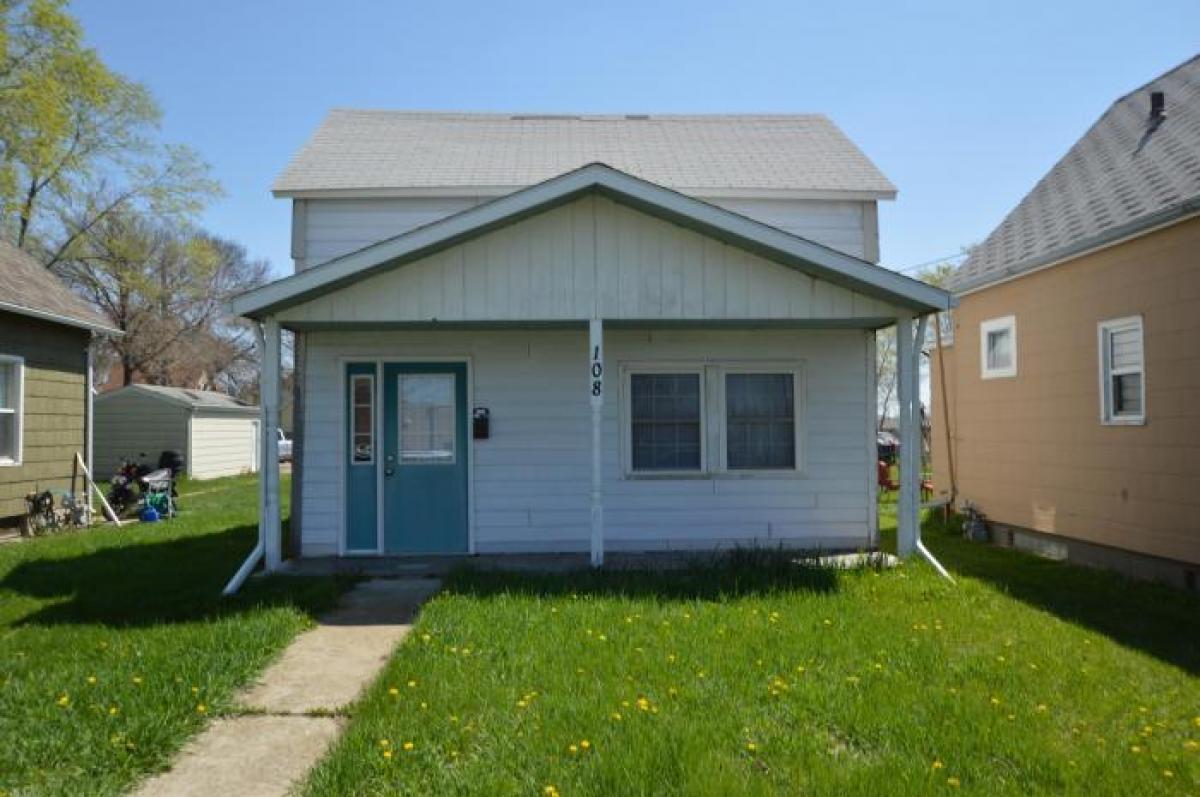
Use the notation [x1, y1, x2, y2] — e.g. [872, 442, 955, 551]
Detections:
[107, 451, 180, 520]
[22, 489, 87, 535]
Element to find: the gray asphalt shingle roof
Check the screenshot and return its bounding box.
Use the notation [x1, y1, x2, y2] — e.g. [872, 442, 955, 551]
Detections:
[273, 111, 897, 197]
[0, 241, 117, 332]
[951, 55, 1200, 292]
[118, 384, 257, 412]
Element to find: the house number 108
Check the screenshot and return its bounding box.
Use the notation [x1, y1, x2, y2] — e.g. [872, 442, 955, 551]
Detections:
[591, 345, 603, 397]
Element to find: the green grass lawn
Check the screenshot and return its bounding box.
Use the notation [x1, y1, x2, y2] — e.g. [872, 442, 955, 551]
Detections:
[0, 474, 345, 797]
[305, 508, 1200, 796]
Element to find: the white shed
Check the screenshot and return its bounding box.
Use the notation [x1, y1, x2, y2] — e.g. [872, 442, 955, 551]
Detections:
[95, 385, 260, 480]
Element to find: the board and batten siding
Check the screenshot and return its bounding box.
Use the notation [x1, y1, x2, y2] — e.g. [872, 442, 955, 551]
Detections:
[190, 414, 260, 479]
[298, 328, 876, 556]
[279, 196, 901, 326]
[293, 194, 876, 271]
[0, 313, 89, 521]
[94, 391, 189, 479]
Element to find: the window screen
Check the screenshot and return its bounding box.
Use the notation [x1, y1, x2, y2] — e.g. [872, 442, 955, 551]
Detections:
[725, 373, 795, 469]
[630, 373, 701, 471]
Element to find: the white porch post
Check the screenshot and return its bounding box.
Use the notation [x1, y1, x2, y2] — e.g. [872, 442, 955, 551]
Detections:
[261, 317, 283, 571]
[895, 315, 916, 556]
[589, 319, 605, 567]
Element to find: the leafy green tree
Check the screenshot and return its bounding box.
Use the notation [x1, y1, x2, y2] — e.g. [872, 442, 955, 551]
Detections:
[0, 0, 218, 267]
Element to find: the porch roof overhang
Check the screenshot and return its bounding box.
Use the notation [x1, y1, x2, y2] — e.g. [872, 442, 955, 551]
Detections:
[232, 163, 953, 320]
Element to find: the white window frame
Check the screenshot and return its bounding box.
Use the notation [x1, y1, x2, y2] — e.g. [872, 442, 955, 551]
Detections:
[619, 361, 805, 479]
[980, 315, 1017, 379]
[348, 373, 375, 466]
[620, 364, 707, 477]
[1097, 315, 1146, 426]
[0, 354, 24, 467]
[396, 372, 457, 466]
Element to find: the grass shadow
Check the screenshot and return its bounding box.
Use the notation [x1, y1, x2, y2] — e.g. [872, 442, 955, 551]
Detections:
[443, 546, 853, 603]
[1, 522, 350, 628]
[920, 512, 1200, 675]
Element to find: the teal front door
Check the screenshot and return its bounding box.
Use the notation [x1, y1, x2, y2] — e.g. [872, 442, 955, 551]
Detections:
[381, 363, 468, 553]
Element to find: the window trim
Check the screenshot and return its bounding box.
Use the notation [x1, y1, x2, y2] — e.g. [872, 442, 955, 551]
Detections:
[348, 373, 375, 466]
[1097, 315, 1146, 426]
[0, 354, 24, 467]
[619, 360, 805, 479]
[621, 364, 707, 477]
[980, 315, 1017, 379]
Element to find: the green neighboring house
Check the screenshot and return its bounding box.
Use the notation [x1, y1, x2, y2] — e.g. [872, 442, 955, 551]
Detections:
[0, 242, 120, 529]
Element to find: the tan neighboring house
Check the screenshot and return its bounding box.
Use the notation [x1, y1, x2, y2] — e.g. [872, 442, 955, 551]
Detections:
[0, 242, 120, 529]
[933, 55, 1200, 589]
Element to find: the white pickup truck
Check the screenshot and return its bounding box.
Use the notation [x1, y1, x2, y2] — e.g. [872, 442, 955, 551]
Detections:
[277, 428, 293, 462]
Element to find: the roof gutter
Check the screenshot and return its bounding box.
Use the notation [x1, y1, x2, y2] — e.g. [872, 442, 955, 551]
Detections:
[954, 197, 1200, 297]
[0, 300, 124, 336]
[272, 185, 898, 202]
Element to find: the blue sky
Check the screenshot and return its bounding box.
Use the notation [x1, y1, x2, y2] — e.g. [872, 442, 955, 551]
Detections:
[75, 0, 1199, 279]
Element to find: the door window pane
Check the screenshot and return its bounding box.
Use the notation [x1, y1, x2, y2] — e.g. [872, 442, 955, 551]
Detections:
[399, 374, 455, 463]
[350, 374, 374, 464]
[726, 373, 795, 470]
[630, 373, 701, 471]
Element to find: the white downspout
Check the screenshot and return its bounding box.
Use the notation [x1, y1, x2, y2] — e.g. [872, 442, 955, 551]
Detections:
[911, 314, 954, 583]
[223, 321, 267, 596]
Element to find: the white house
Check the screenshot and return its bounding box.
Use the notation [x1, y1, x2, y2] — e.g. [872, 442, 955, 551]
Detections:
[95, 385, 260, 480]
[226, 112, 951, 589]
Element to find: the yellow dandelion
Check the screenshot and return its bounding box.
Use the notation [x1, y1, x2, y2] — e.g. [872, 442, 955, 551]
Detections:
[421, 633, 432, 642]
[611, 712, 623, 721]
[196, 704, 207, 714]
[580, 740, 591, 750]
[1183, 739, 1198, 751]
[420, 702, 428, 710]
[191, 686, 199, 695]
[56, 694, 70, 707]
[402, 741, 414, 751]
[947, 777, 961, 788]
[667, 687, 678, 697]
[931, 760, 944, 770]
[86, 676, 97, 685]
[1036, 704, 1048, 712]
[388, 687, 399, 696]
[108, 706, 119, 716]
[1193, 716, 1200, 727]
[407, 680, 417, 688]
[379, 739, 391, 748]
[1130, 745, 1142, 754]
[517, 700, 528, 709]
[383, 750, 393, 759]
[746, 742, 757, 752]
[568, 744, 578, 755]
[990, 697, 1001, 706]
[132, 676, 143, 685]
[1163, 770, 1174, 778]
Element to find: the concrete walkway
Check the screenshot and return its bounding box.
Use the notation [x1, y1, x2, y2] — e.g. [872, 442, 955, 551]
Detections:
[131, 578, 440, 797]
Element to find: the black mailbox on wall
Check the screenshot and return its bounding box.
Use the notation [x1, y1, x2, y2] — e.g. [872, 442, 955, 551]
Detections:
[473, 407, 490, 439]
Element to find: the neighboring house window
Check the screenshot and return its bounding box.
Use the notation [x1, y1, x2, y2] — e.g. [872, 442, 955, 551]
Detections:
[980, 315, 1017, 378]
[725, 372, 796, 470]
[1098, 316, 1145, 424]
[629, 372, 703, 472]
[350, 374, 374, 464]
[623, 363, 803, 476]
[0, 355, 23, 466]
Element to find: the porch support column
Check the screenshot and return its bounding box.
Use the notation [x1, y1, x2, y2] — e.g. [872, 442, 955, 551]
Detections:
[589, 318, 605, 567]
[261, 317, 283, 571]
[895, 314, 917, 557]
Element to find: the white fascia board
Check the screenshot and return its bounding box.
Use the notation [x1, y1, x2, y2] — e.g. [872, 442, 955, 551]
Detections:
[0, 300, 124, 336]
[272, 185, 897, 202]
[239, 164, 948, 317]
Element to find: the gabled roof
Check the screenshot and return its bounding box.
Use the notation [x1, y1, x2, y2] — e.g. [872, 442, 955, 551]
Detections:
[235, 164, 950, 318]
[0, 241, 121, 334]
[98, 384, 258, 414]
[952, 54, 1200, 293]
[273, 111, 897, 200]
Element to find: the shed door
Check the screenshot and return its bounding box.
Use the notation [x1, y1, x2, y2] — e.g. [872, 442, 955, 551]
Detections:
[381, 363, 468, 553]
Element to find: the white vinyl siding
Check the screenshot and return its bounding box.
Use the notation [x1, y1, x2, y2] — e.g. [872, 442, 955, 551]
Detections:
[297, 328, 875, 557]
[279, 196, 904, 326]
[0, 355, 24, 465]
[295, 195, 873, 271]
[1098, 316, 1145, 425]
[980, 315, 1017, 379]
[189, 415, 260, 479]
